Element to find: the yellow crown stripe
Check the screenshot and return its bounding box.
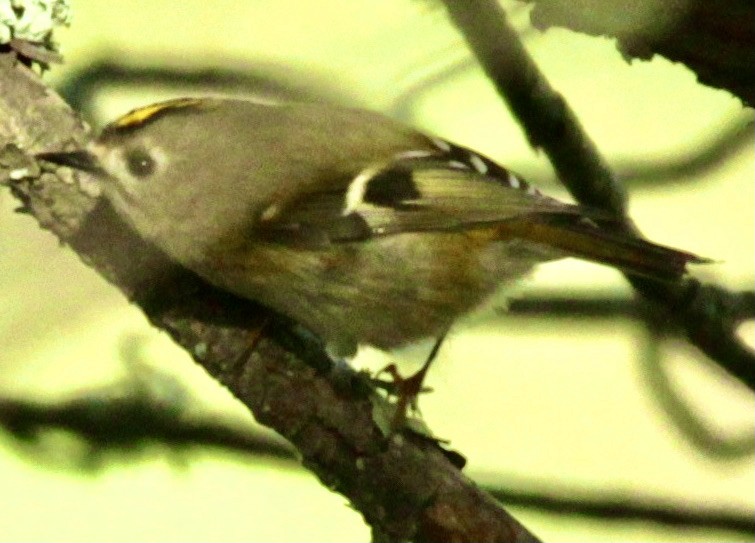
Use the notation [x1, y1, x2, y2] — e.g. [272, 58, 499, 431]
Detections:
[112, 97, 204, 129]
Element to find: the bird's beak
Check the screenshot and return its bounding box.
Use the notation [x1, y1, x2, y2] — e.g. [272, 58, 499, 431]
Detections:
[36, 150, 104, 175]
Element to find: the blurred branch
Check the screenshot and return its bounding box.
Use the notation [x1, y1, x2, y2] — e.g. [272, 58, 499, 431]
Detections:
[513, 293, 754, 461]
[0, 393, 294, 464]
[0, 380, 294, 468]
[640, 316, 755, 460]
[0, 335, 294, 467]
[522, 0, 755, 108]
[439, 0, 755, 392]
[55, 57, 363, 125]
[616, 111, 754, 186]
[486, 484, 755, 536]
[2, 381, 752, 537]
[0, 55, 537, 543]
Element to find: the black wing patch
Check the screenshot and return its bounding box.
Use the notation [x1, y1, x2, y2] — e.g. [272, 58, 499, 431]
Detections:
[362, 165, 422, 210]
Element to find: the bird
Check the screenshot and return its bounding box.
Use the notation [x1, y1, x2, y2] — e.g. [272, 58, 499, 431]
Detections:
[36, 96, 709, 405]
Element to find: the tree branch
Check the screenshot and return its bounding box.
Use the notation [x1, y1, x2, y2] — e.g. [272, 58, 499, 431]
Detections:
[439, 0, 755, 392]
[0, 55, 539, 543]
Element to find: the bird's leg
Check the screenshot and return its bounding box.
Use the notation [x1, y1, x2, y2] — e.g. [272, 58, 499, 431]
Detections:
[375, 332, 448, 430]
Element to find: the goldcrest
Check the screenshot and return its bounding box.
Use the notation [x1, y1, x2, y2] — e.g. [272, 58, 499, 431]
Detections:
[38, 97, 708, 357]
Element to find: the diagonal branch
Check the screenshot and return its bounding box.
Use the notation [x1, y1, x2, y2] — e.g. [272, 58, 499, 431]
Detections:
[439, 0, 755, 392]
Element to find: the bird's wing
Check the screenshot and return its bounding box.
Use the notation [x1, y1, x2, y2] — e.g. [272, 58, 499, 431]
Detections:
[255, 140, 709, 280]
[256, 144, 595, 247]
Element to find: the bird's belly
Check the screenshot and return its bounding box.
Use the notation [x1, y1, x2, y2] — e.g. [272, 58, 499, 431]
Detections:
[199, 233, 544, 355]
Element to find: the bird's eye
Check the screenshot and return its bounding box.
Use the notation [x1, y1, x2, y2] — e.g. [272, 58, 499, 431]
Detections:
[124, 148, 155, 178]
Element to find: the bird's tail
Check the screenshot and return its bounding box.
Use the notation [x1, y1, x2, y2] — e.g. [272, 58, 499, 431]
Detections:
[495, 217, 711, 281]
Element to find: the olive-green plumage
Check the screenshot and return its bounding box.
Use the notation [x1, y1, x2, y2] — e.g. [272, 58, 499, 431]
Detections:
[37, 97, 708, 356]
